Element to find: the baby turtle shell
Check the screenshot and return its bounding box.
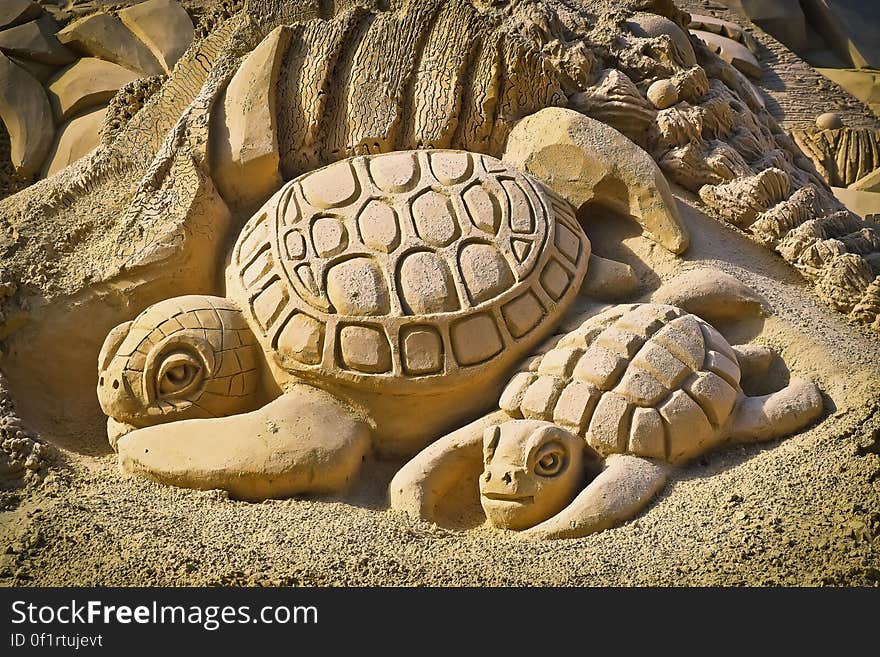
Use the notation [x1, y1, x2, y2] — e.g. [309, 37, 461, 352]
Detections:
[498, 303, 744, 464]
[227, 150, 590, 394]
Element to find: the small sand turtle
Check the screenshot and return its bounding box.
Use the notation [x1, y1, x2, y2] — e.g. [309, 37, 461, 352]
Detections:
[390, 296, 824, 539]
[97, 149, 610, 498]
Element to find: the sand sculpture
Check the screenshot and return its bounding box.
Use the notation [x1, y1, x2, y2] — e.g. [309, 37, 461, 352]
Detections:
[97, 143, 823, 534]
[390, 284, 823, 538]
[97, 147, 680, 499]
[2, 0, 878, 548]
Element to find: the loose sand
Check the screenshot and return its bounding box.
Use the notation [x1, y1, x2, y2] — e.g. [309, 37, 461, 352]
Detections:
[1, 190, 878, 587]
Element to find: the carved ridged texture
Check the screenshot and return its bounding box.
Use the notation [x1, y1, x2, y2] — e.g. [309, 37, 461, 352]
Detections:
[499, 303, 743, 465]
[274, 0, 567, 179]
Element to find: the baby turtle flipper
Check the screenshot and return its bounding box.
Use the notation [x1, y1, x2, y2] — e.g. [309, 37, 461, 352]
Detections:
[726, 378, 824, 444]
[116, 383, 371, 501]
[522, 454, 671, 540]
[389, 411, 511, 523]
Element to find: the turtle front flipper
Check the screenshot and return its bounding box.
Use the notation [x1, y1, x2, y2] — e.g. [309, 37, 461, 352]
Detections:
[389, 410, 511, 522]
[117, 383, 371, 501]
[503, 107, 689, 254]
[726, 378, 823, 444]
[522, 454, 671, 540]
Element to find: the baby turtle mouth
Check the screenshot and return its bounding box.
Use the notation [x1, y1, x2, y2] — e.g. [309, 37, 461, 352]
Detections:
[482, 492, 535, 504]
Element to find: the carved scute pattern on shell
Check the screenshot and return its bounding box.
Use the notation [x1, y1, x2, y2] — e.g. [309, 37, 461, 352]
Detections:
[228, 150, 590, 392]
[499, 303, 744, 464]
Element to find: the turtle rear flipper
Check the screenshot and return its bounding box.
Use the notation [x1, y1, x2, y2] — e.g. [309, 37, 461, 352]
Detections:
[522, 455, 671, 540]
[652, 269, 770, 324]
[726, 378, 823, 444]
[732, 344, 774, 378]
[581, 254, 639, 301]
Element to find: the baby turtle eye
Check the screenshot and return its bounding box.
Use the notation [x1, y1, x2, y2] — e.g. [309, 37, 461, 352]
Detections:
[534, 442, 567, 477]
[156, 351, 204, 400]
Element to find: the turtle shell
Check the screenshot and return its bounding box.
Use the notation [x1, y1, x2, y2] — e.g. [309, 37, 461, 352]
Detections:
[227, 150, 590, 394]
[498, 303, 744, 464]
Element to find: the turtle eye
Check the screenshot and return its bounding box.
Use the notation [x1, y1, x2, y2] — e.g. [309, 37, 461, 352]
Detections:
[156, 351, 204, 400]
[534, 442, 567, 477]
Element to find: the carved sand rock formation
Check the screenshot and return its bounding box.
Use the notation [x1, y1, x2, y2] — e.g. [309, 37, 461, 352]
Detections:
[42, 105, 109, 179]
[0, 370, 51, 489]
[723, 0, 880, 72]
[46, 58, 141, 123]
[602, 10, 880, 331]
[0, 0, 194, 189]
[0, 51, 54, 178]
[689, 27, 761, 80]
[682, 3, 875, 131]
[790, 123, 880, 189]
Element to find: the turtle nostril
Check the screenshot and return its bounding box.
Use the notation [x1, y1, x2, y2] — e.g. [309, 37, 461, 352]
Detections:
[483, 471, 491, 482]
[502, 472, 512, 484]
[112, 380, 120, 390]
[99, 377, 104, 386]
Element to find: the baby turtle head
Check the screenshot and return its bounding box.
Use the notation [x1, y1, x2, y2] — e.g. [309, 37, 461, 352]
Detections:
[480, 420, 601, 531]
[97, 295, 263, 448]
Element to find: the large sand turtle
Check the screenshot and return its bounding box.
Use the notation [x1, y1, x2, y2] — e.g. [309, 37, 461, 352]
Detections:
[97, 149, 604, 498]
[390, 296, 824, 538]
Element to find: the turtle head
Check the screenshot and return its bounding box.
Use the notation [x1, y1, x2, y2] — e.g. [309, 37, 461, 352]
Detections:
[479, 420, 600, 531]
[97, 295, 264, 449]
